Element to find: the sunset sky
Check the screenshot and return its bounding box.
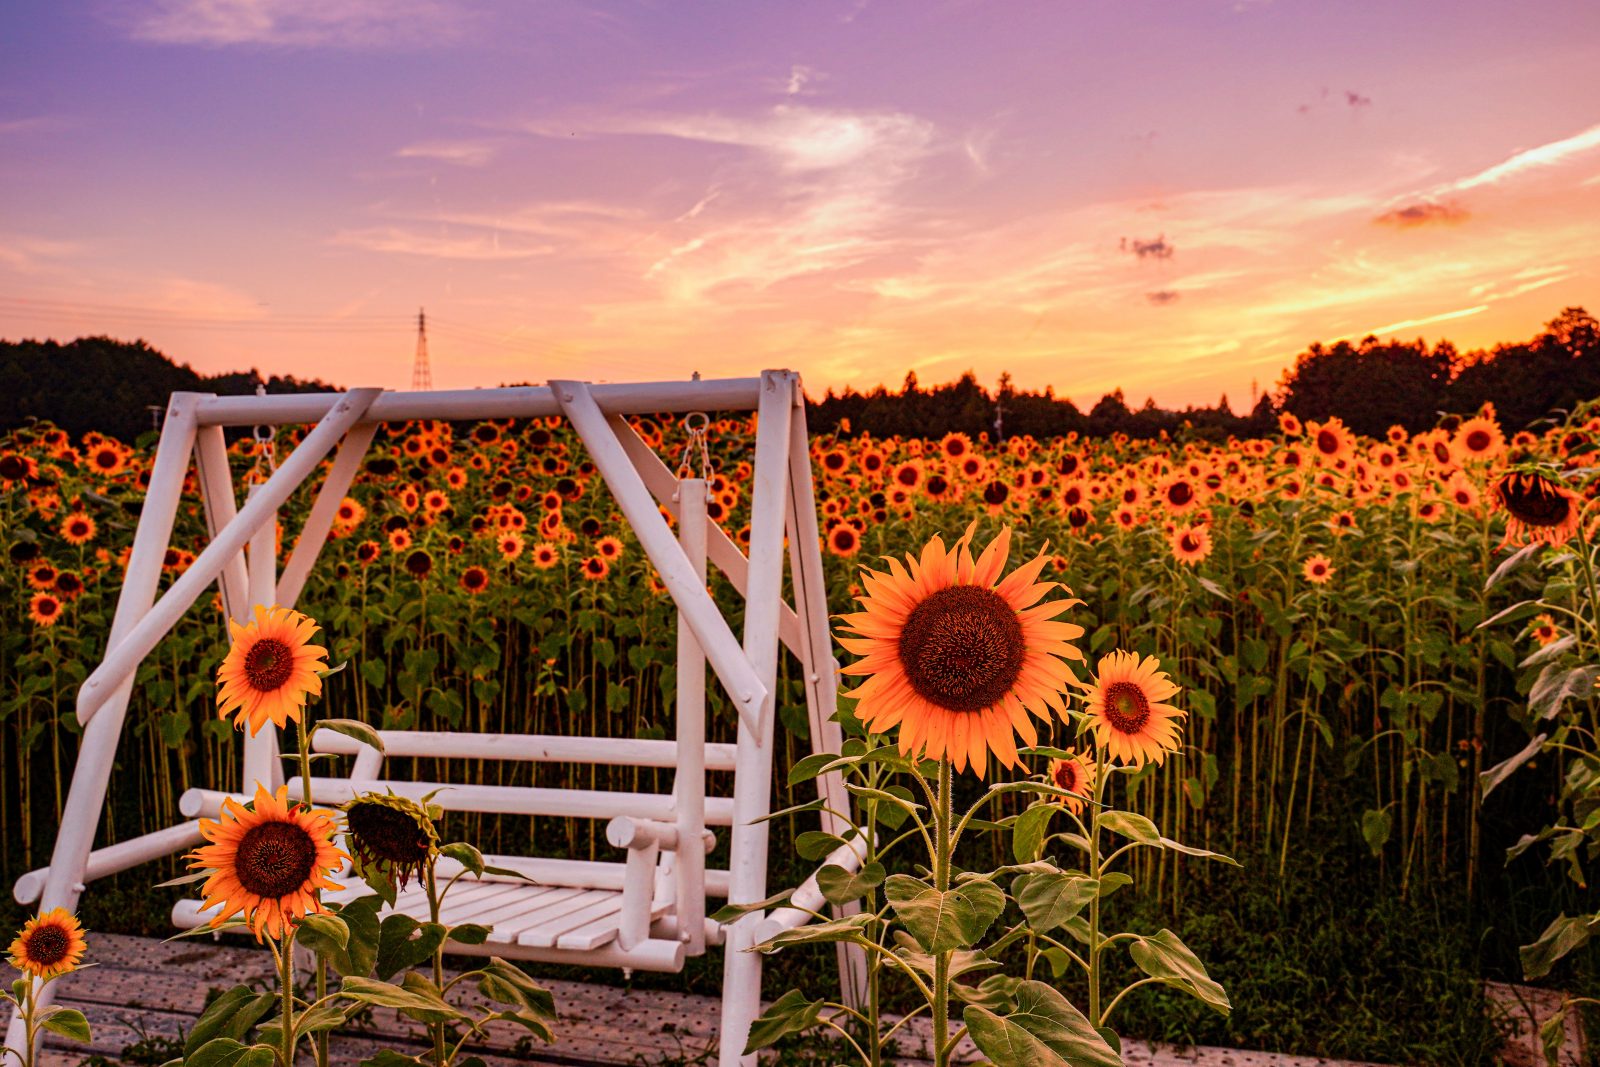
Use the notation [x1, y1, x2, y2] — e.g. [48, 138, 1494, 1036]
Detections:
[2, 0, 1598, 409]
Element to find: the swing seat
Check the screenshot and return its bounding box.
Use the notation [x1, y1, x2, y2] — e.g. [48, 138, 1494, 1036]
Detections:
[170, 728, 739, 972]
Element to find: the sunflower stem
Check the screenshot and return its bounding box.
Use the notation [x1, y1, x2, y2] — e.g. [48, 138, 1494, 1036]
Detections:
[931, 756, 952, 1067]
[426, 862, 447, 1067]
[279, 928, 297, 1067]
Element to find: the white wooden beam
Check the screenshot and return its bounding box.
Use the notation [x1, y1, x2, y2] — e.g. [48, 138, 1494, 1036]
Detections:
[75, 388, 382, 725]
[276, 421, 378, 608]
[550, 380, 767, 733]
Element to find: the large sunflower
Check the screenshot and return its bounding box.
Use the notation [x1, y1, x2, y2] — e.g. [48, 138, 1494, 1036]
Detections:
[217, 605, 329, 735]
[1074, 651, 1184, 768]
[188, 783, 346, 941]
[837, 524, 1084, 776]
[9, 908, 87, 979]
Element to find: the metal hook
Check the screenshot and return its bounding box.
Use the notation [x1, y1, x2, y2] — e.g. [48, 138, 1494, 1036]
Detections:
[676, 412, 713, 482]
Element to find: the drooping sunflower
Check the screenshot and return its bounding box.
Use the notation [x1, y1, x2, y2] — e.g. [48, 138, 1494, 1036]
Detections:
[1491, 470, 1581, 547]
[344, 791, 439, 890]
[188, 783, 345, 941]
[216, 605, 329, 736]
[9, 908, 87, 979]
[1073, 650, 1184, 768]
[837, 524, 1085, 776]
[1046, 751, 1097, 816]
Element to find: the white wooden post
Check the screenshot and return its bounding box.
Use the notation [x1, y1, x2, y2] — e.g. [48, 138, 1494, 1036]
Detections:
[242, 484, 283, 792]
[276, 422, 377, 609]
[675, 477, 709, 956]
[3, 393, 203, 1066]
[718, 371, 796, 1067]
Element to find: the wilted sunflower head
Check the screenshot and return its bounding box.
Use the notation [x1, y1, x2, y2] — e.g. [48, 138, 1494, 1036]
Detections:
[345, 791, 440, 889]
[1491, 470, 1581, 547]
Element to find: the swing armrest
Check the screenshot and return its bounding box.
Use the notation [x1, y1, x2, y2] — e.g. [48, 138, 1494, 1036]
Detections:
[753, 834, 870, 942]
[606, 817, 715, 853]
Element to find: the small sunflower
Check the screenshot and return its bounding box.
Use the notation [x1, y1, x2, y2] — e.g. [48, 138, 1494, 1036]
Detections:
[459, 565, 490, 595]
[345, 791, 439, 890]
[59, 512, 97, 546]
[531, 541, 558, 569]
[1302, 554, 1334, 585]
[188, 783, 346, 941]
[1169, 525, 1212, 566]
[1492, 471, 1581, 547]
[580, 555, 610, 581]
[1531, 614, 1560, 648]
[28, 593, 63, 627]
[1046, 751, 1097, 816]
[9, 909, 87, 979]
[216, 605, 329, 736]
[837, 523, 1085, 776]
[1073, 650, 1184, 768]
[827, 524, 862, 557]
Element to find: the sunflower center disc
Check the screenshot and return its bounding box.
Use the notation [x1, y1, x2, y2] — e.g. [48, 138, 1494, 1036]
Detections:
[1052, 762, 1079, 791]
[1102, 681, 1152, 735]
[898, 585, 1025, 713]
[236, 820, 319, 898]
[243, 639, 295, 692]
[1316, 430, 1339, 454]
[24, 925, 69, 966]
[1168, 482, 1193, 506]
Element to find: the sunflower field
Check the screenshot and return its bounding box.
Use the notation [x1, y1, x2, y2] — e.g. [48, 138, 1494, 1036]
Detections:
[0, 400, 1595, 1061]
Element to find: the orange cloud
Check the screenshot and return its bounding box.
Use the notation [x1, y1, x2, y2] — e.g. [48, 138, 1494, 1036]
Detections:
[1374, 200, 1469, 228]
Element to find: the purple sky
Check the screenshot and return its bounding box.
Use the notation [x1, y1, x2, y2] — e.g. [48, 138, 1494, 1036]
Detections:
[3, 0, 1598, 408]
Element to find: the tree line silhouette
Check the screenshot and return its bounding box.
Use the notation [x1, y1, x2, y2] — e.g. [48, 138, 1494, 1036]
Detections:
[3, 306, 1594, 443]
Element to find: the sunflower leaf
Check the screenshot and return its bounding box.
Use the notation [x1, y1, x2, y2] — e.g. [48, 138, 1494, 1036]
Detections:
[184, 985, 278, 1055]
[1014, 872, 1098, 932]
[374, 916, 448, 982]
[1012, 804, 1057, 864]
[38, 1006, 91, 1044]
[884, 874, 1005, 953]
[817, 861, 887, 905]
[439, 841, 484, 877]
[316, 717, 383, 753]
[1128, 929, 1231, 1015]
[743, 989, 825, 1054]
[1096, 811, 1160, 844]
[964, 981, 1120, 1067]
[338, 976, 465, 1025]
[184, 1038, 278, 1067]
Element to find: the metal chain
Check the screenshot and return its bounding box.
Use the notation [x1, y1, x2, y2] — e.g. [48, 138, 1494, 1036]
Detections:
[676, 412, 713, 482]
[249, 384, 277, 483]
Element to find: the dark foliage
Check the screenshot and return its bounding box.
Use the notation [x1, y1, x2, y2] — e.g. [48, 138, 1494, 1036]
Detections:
[0, 336, 336, 442]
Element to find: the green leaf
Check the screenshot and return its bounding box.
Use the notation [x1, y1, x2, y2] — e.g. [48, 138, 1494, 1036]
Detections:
[964, 981, 1121, 1067]
[1485, 542, 1544, 591]
[338, 976, 464, 1025]
[317, 718, 385, 753]
[185, 985, 278, 1056]
[1097, 810, 1160, 844]
[710, 889, 794, 923]
[294, 912, 350, 960]
[1360, 808, 1392, 856]
[1014, 872, 1098, 932]
[754, 913, 875, 953]
[1530, 664, 1600, 720]
[291, 999, 351, 1039]
[817, 861, 886, 905]
[375, 915, 448, 982]
[1521, 914, 1597, 980]
[743, 989, 825, 1054]
[38, 1007, 91, 1044]
[794, 830, 849, 861]
[359, 1051, 425, 1067]
[331, 895, 383, 978]
[476, 958, 557, 1038]
[884, 875, 1005, 954]
[185, 1039, 278, 1067]
[450, 923, 492, 945]
[440, 841, 484, 877]
[1128, 929, 1230, 1015]
[1012, 804, 1056, 864]
[787, 752, 843, 786]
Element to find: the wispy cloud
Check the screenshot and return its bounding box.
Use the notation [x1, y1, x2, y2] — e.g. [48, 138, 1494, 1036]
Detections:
[0, 116, 71, 136]
[0, 234, 84, 275]
[330, 226, 552, 260]
[1146, 290, 1181, 305]
[1448, 122, 1600, 192]
[1360, 305, 1488, 336]
[115, 0, 471, 48]
[396, 139, 502, 167]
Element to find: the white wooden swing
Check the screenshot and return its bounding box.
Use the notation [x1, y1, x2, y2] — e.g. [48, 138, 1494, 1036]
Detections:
[6, 371, 866, 1066]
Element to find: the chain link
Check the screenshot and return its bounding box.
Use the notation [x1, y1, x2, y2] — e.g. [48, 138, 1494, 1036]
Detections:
[248, 384, 277, 483]
[675, 412, 713, 482]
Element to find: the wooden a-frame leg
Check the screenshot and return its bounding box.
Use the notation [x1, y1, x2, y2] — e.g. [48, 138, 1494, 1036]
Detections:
[2, 394, 203, 1067]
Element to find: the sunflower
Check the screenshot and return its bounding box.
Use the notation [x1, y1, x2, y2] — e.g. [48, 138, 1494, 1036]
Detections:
[1157, 475, 1200, 515]
[1278, 413, 1303, 437]
[0, 452, 39, 488]
[531, 541, 558, 569]
[459, 565, 490, 595]
[1309, 418, 1355, 462]
[216, 605, 329, 736]
[188, 784, 345, 941]
[498, 531, 525, 560]
[1302, 554, 1334, 584]
[595, 535, 624, 560]
[1454, 416, 1505, 463]
[27, 563, 57, 590]
[355, 540, 381, 566]
[1169, 525, 1212, 566]
[9, 909, 87, 979]
[1531, 614, 1560, 647]
[334, 497, 366, 528]
[1046, 751, 1096, 816]
[1073, 650, 1184, 768]
[404, 549, 434, 579]
[1492, 471, 1581, 547]
[837, 524, 1085, 776]
[28, 592, 63, 627]
[827, 524, 862, 557]
[345, 791, 439, 890]
[59, 512, 97, 546]
[580, 555, 610, 581]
